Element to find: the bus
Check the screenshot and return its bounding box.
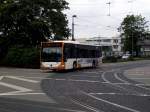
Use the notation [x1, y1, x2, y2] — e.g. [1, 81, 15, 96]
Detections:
[40, 41, 102, 71]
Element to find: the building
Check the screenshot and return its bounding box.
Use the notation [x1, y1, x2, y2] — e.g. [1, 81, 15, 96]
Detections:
[138, 40, 150, 56]
[83, 36, 122, 56]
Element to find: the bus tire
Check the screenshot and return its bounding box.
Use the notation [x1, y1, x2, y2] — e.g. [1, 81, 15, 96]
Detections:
[92, 60, 96, 68]
[73, 62, 77, 70]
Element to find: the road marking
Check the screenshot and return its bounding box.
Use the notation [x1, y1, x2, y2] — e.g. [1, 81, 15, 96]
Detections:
[89, 92, 150, 97]
[0, 91, 26, 96]
[82, 72, 101, 74]
[102, 82, 130, 85]
[5, 76, 53, 80]
[135, 85, 150, 91]
[109, 82, 131, 85]
[0, 82, 32, 95]
[89, 92, 117, 95]
[0, 82, 31, 92]
[130, 78, 150, 80]
[126, 74, 145, 76]
[0, 92, 45, 96]
[6, 76, 39, 83]
[71, 99, 103, 112]
[0, 76, 4, 80]
[71, 75, 100, 78]
[0, 91, 22, 96]
[136, 84, 150, 86]
[81, 91, 140, 112]
[69, 79, 100, 83]
[101, 72, 110, 83]
[114, 73, 129, 83]
[101, 72, 141, 94]
[102, 81, 139, 94]
[55, 79, 66, 81]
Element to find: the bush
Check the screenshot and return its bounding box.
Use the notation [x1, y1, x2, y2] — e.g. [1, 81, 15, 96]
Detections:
[1, 47, 40, 68]
[128, 56, 134, 61]
[102, 56, 117, 63]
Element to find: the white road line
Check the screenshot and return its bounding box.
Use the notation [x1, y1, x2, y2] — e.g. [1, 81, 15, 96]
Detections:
[0, 76, 4, 80]
[6, 76, 53, 80]
[135, 85, 150, 91]
[136, 84, 150, 86]
[89, 92, 150, 97]
[14, 92, 45, 95]
[0, 92, 45, 96]
[102, 82, 138, 86]
[112, 84, 139, 95]
[101, 72, 141, 94]
[102, 81, 139, 95]
[71, 99, 103, 112]
[55, 79, 66, 81]
[6, 76, 39, 83]
[0, 91, 22, 96]
[114, 73, 129, 83]
[56, 108, 86, 112]
[101, 72, 110, 83]
[126, 74, 145, 76]
[89, 93, 117, 95]
[81, 91, 140, 112]
[82, 71, 102, 74]
[130, 78, 150, 80]
[68, 79, 100, 83]
[111, 83, 131, 85]
[0, 82, 32, 95]
[71, 75, 100, 78]
[23, 77, 52, 80]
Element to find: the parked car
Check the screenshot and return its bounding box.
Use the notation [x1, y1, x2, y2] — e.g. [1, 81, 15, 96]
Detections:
[122, 54, 131, 59]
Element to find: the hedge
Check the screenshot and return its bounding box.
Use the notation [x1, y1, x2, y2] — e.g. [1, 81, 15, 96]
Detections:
[0, 47, 40, 68]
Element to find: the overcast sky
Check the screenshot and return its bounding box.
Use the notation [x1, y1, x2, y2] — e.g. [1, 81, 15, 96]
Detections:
[64, 0, 150, 39]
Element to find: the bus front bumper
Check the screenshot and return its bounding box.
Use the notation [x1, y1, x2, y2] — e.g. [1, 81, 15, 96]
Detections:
[40, 64, 65, 71]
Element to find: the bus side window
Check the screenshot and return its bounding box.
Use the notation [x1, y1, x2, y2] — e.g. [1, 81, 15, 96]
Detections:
[64, 47, 69, 61]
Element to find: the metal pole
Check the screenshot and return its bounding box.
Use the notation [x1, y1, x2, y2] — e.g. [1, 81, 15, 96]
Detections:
[132, 33, 134, 56]
[106, 2, 111, 16]
[72, 15, 77, 41]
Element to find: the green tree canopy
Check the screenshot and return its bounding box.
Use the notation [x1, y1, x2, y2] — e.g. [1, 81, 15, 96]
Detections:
[0, 0, 70, 47]
[119, 14, 149, 55]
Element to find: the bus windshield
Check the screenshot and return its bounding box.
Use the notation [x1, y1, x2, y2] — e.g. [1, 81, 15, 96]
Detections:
[41, 47, 62, 62]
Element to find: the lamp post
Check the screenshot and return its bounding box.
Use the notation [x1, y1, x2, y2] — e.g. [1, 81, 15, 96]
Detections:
[106, 2, 111, 16]
[130, 23, 134, 56]
[72, 15, 77, 41]
[132, 32, 134, 56]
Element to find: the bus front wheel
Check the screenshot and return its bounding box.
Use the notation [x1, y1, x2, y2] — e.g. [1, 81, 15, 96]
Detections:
[92, 60, 96, 68]
[73, 62, 77, 70]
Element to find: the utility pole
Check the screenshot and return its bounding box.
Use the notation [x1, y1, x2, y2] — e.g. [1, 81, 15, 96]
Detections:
[106, 2, 111, 16]
[72, 15, 77, 41]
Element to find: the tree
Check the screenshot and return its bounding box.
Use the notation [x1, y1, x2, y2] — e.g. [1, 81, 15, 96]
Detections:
[119, 14, 149, 56]
[0, 0, 70, 47]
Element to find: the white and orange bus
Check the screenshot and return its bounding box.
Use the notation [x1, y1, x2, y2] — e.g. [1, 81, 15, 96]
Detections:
[40, 41, 102, 71]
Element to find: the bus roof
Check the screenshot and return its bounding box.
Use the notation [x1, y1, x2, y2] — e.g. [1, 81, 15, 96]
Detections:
[42, 40, 100, 47]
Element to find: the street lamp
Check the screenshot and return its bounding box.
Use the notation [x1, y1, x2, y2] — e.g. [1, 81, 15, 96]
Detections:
[72, 15, 77, 41]
[106, 2, 111, 16]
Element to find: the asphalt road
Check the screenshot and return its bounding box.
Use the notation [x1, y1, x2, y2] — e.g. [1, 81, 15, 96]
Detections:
[0, 60, 150, 112]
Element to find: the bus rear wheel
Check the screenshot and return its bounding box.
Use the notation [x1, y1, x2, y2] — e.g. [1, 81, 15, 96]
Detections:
[92, 60, 96, 68]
